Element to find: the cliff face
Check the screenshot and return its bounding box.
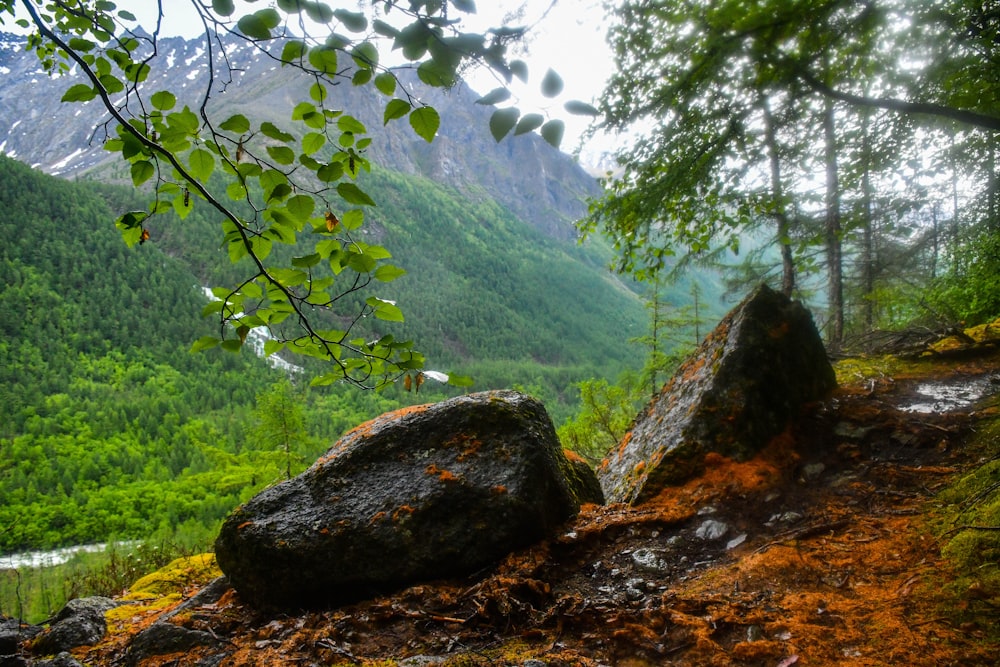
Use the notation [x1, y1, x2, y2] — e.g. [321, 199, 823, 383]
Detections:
[0, 31, 600, 241]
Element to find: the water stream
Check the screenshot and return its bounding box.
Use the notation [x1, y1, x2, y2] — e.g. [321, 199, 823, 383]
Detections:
[900, 376, 998, 414]
[0, 542, 136, 570]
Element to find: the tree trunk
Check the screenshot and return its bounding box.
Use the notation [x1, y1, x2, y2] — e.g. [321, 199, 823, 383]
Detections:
[763, 105, 796, 296]
[823, 99, 844, 352]
[861, 111, 875, 335]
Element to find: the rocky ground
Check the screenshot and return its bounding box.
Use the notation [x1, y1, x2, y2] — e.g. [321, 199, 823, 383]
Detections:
[25, 344, 1000, 666]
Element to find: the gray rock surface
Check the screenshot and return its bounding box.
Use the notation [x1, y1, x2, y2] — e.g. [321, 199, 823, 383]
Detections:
[216, 390, 591, 608]
[125, 622, 224, 667]
[599, 284, 836, 504]
[31, 597, 117, 655]
[0, 616, 40, 657]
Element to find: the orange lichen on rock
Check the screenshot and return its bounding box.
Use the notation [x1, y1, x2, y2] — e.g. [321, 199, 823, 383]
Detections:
[315, 403, 432, 466]
[392, 505, 415, 522]
[425, 463, 460, 482]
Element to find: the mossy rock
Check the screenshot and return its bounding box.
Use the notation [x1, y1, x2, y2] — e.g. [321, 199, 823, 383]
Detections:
[124, 554, 220, 600]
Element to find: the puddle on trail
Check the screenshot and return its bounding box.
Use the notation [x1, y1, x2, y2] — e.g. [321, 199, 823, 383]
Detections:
[900, 376, 999, 414]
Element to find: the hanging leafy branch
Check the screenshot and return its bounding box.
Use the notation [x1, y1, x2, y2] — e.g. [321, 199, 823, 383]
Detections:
[5, 0, 576, 390]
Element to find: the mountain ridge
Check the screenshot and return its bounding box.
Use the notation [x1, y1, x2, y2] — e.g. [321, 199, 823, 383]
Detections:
[0, 30, 600, 241]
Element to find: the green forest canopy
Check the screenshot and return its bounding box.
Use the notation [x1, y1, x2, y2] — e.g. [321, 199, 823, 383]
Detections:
[584, 0, 1000, 351]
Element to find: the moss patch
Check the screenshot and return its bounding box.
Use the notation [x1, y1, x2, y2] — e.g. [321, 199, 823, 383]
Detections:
[934, 403, 1000, 640]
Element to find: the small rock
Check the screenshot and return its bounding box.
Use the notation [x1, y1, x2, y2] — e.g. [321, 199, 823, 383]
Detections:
[398, 656, 448, 667]
[767, 511, 804, 527]
[31, 597, 118, 654]
[126, 622, 224, 667]
[0, 616, 40, 656]
[801, 463, 826, 480]
[726, 533, 748, 550]
[695, 519, 729, 540]
[746, 625, 765, 642]
[34, 653, 83, 667]
[833, 422, 873, 439]
[624, 579, 647, 601]
[631, 548, 671, 574]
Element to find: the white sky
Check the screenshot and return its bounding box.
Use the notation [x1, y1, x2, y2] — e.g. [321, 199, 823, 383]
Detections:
[82, 1, 616, 163]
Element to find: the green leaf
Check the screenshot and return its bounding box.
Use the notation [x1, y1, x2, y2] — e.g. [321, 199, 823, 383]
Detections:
[276, 0, 303, 12]
[190, 336, 221, 352]
[317, 162, 344, 182]
[281, 39, 307, 63]
[173, 189, 194, 218]
[292, 253, 323, 269]
[541, 68, 564, 98]
[541, 119, 565, 148]
[476, 87, 511, 106]
[417, 59, 456, 88]
[514, 113, 545, 136]
[564, 100, 600, 116]
[352, 42, 379, 69]
[489, 107, 520, 142]
[374, 265, 407, 282]
[212, 0, 235, 16]
[367, 297, 405, 322]
[287, 194, 315, 221]
[237, 9, 281, 40]
[395, 22, 430, 60]
[337, 182, 376, 207]
[220, 113, 250, 133]
[409, 106, 440, 143]
[261, 122, 294, 143]
[68, 37, 96, 52]
[509, 59, 529, 82]
[130, 159, 155, 186]
[263, 339, 285, 357]
[309, 81, 327, 103]
[302, 132, 327, 155]
[373, 19, 399, 38]
[308, 45, 338, 73]
[374, 72, 397, 96]
[334, 9, 367, 32]
[448, 374, 475, 388]
[383, 98, 411, 125]
[150, 90, 176, 111]
[305, 1, 334, 23]
[337, 115, 366, 134]
[61, 83, 97, 102]
[188, 148, 215, 182]
[341, 209, 364, 230]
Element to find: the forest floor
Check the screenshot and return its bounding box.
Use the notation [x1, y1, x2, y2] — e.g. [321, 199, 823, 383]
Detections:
[72, 338, 1000, 666]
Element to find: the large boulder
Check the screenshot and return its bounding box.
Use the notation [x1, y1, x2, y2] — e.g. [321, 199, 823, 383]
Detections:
[215, 390, 595, 608]
[600, 284, 836, 504]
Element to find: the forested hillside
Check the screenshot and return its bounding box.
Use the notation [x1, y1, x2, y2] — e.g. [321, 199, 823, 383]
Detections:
[0, 138, 658, 553]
